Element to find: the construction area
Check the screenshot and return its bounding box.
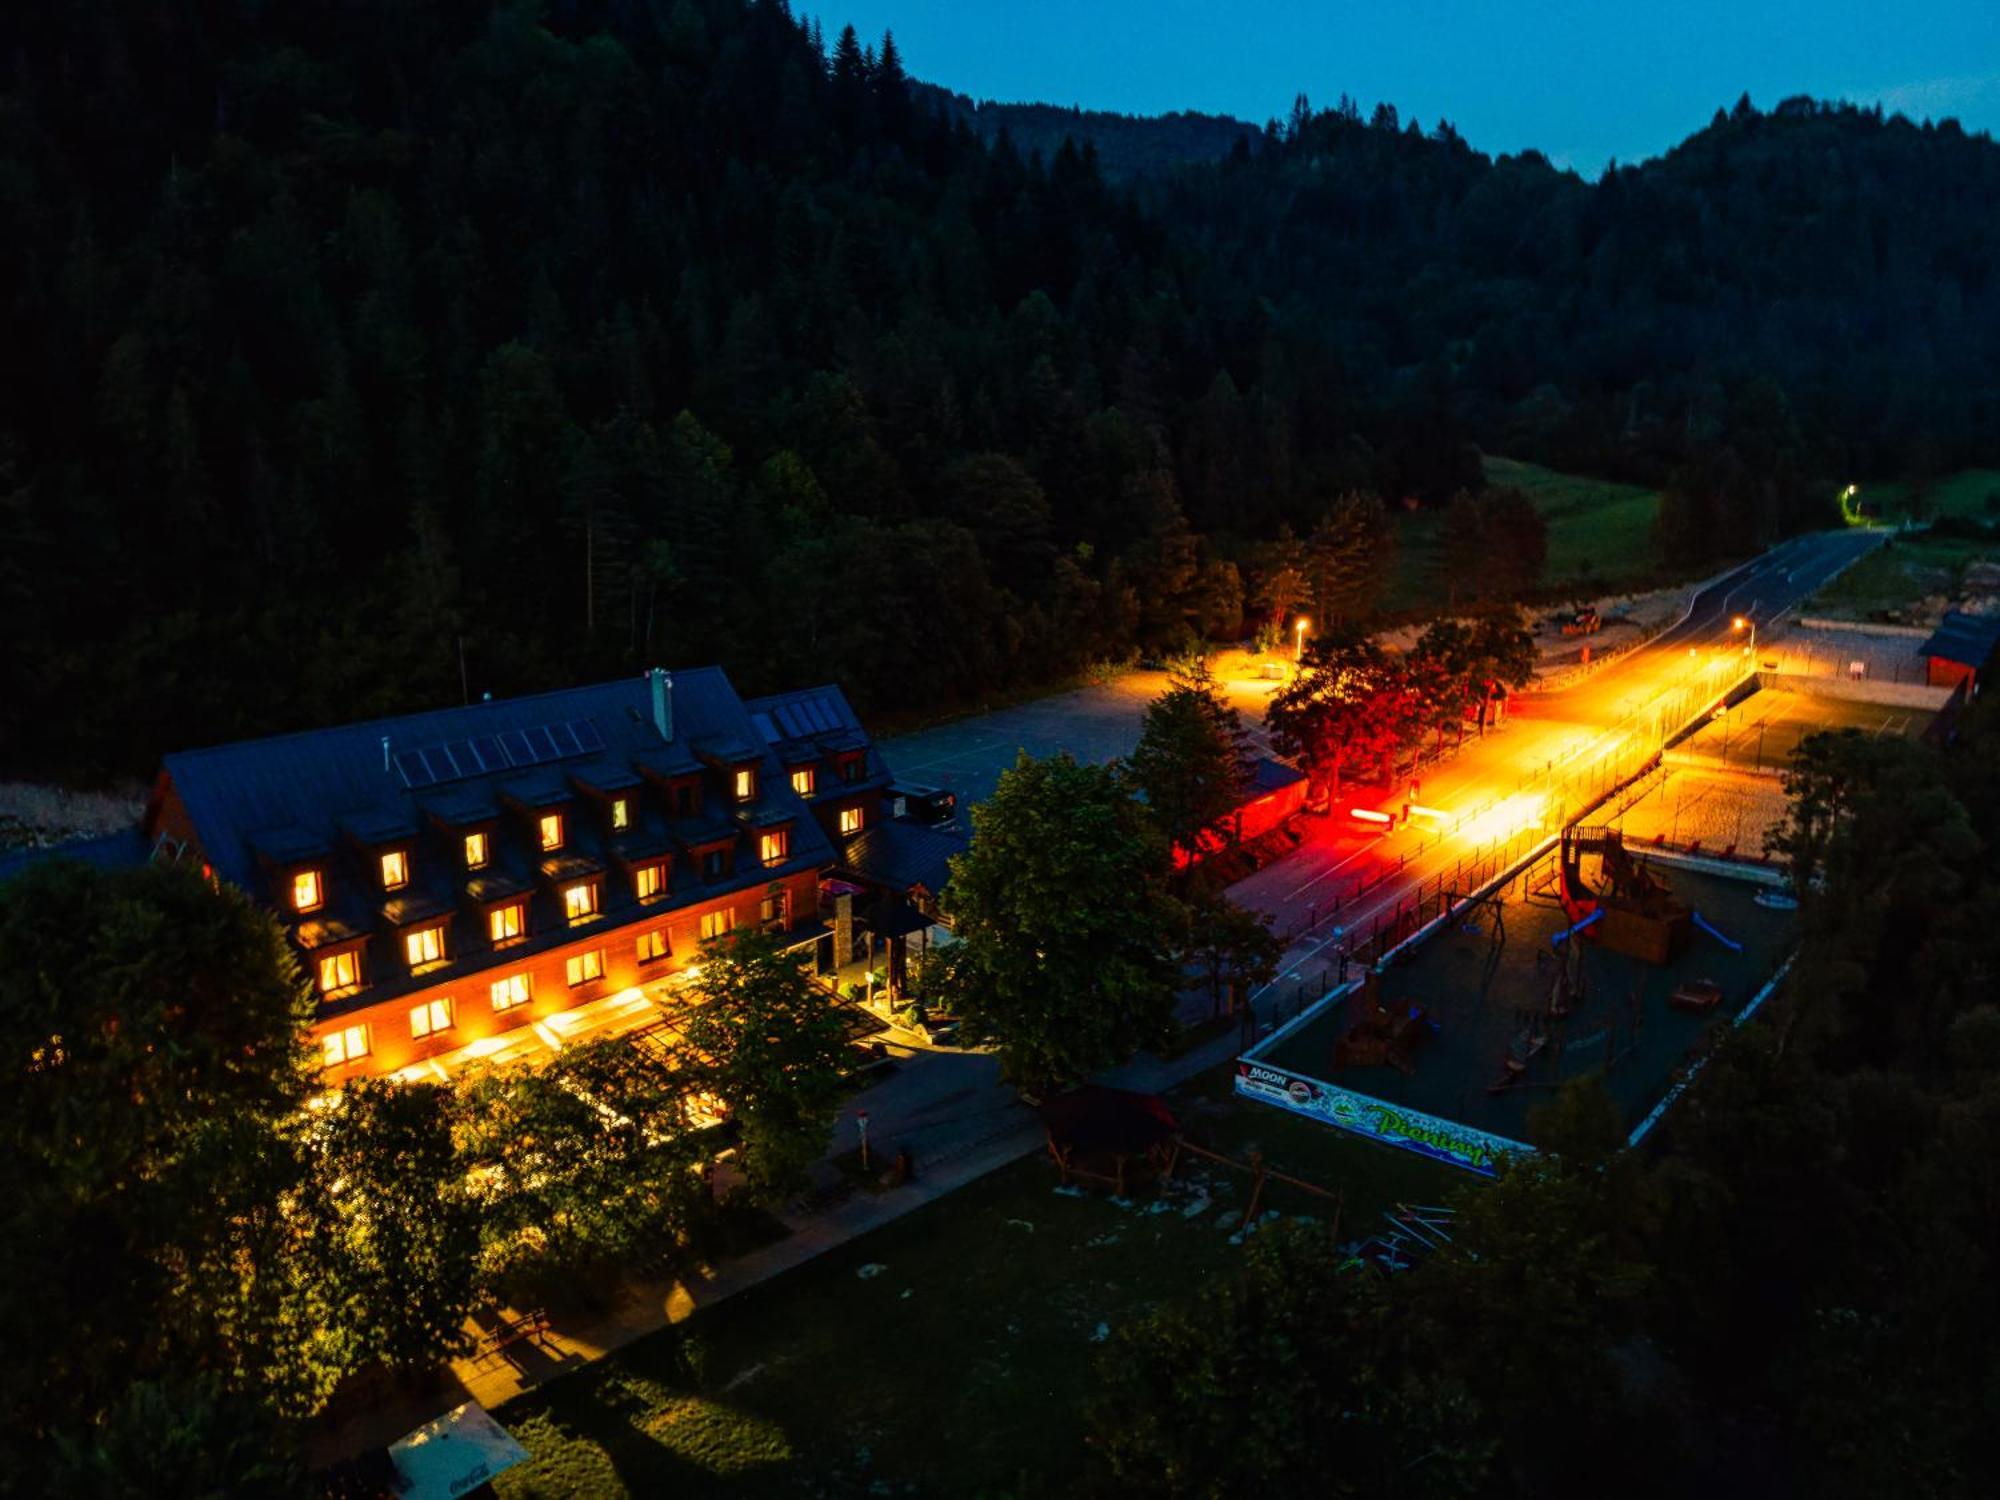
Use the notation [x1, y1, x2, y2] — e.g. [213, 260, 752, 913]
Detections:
[1247, 834, 1798, 1164]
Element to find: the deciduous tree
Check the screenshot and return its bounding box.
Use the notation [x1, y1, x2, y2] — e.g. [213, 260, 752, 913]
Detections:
[932, 751, 1184, 1092]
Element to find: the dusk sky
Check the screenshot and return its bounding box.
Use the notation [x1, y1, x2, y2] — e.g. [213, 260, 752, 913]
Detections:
[825, 0, 2000, 171]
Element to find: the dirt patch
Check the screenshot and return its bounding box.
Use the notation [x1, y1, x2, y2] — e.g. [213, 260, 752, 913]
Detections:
[0, 781, 145, 852]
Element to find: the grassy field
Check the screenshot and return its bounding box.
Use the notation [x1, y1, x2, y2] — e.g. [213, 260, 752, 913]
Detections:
[1856, 469, 2000, 523]
[1806, 532, 1997, 622]
[1385, 457, 1665, 613]
[492, 1064, 1460, 1496]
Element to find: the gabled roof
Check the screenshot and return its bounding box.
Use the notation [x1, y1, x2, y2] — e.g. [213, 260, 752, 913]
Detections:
[1918, 610, 2000, 670]
[840, 819, 969, 899]
[161, 667, 797, 890]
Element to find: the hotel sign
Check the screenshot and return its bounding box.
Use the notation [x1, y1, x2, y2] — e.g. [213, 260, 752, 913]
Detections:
[1234, 1059, 1526, 1178]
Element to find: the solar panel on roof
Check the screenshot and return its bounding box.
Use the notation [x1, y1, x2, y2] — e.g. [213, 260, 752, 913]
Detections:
[547, 722, 580, 757]
[530, 725, 562, 760]
[395, 750, 438, 789]
[570, 719, 605, 754]
[810, 697, 837, 732]
[432, 744, 465, 779]
[752, 712, 778, 743]
[499, 730, 533, 764]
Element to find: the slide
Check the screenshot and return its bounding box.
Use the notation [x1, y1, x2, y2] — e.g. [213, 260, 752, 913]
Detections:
[1693, 911, 1743, 952]
[1550, 908, 1605, 949]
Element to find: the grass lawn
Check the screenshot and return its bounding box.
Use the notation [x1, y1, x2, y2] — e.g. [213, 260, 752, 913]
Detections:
[1385, 457, 1665, 613]
[493, 1064, 1461, 1496]
[1806, 532, 1997, 621]
[1857, 469, 2000, 524]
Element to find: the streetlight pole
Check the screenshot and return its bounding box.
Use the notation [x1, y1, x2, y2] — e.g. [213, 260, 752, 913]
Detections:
[1733, 614, 1755, 667]
[1294, 616, 1310, 666]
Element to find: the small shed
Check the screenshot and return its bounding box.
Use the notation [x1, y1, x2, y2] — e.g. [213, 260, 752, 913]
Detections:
[1917, 611, 2000, 690]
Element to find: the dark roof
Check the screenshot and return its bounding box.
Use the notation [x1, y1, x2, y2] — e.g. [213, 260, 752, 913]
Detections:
[0, 828, 152, 885]
[1038, 1086, 1180, 1156]
[745, 684, 898, 805]
[1918, 611, 2000, 669]
[1248, 757, 1308, 795]
[840, 819, 968, 897]
[162, 668, 785, 890]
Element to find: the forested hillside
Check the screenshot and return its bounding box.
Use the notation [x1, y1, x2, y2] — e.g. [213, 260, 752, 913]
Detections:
[912, 85, 1262, 179]
[1, 1, 1995, 777]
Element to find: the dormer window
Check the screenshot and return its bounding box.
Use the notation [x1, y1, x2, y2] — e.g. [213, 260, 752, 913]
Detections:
[791, 767, 815, 797]
[839, 806, 864, 835]
[634, 863, 664, 901]
[672, 783, 697, 818]
[381, 850, 409, 890]
[318, 950, 361, 997]
[610, 796, 630, 831]
[701, 848, 727, 880]
[464, 831, 489, 870]
[563, 882, 599, 924]
[539, 813, 563, 851]
[404, 923, 447, 972]
[759, 829, 789, 867]
[839, 757, 863, 784]
[734, 768, 755, 802]
[292, 869, 323, 913]
[489, 902, 525, 946]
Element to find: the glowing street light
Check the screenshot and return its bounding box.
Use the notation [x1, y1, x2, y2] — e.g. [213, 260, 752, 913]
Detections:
[1733, 614, 1756, 659]
[1294, 616, 1310, 664]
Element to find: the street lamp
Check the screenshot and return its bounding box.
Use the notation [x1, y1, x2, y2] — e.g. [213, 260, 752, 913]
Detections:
[1294, 616, 1310, 664]
[1733, 614, 1755, 660]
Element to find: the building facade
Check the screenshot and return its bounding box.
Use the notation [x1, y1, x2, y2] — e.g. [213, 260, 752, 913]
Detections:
[122, 667, 900, 1082]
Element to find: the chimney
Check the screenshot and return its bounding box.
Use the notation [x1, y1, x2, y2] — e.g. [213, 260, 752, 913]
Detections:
[381, 735, 392, 774]
[648, 668, 673, 743]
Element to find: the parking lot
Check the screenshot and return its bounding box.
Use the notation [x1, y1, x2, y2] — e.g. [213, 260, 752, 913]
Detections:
[880, 666, 1281, 810]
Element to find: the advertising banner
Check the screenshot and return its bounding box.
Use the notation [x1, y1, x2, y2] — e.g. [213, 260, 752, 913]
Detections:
[1234, 1058, 1526, 1178]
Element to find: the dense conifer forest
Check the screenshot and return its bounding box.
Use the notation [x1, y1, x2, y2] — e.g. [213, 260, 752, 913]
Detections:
[1, 0, 1994, 775]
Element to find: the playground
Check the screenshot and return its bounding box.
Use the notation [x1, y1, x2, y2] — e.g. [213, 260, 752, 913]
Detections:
[1251, 846, 1797, 1161]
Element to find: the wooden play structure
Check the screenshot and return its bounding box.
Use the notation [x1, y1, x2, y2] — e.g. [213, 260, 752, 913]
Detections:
[1557, 824, 1692, 965]
[1333, 970, 1436, 1074]
[1162, 1137, 1343, 1238]
[1040, 1086, 1181, 1197]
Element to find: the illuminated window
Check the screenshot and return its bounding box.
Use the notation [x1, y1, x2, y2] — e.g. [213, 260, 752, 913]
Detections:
[539, 813, 563, 851]
[635, 863, 664, 901]
[791, 767, 815, 797]
[637, 928, 668, 964]
[409, 998, 454, 1039]
[699, 908, 735, 940]
[318, 950, 360, 995]
[759, 830, 788, 867]
[734, 768, 754, 802]
[321, 1023, 370, 1068]
[404, 924, 446, 970]
[564, 882, 598, 922]
[839, 806, 864, 835]
[381, 850, 409, 890]
[491, 973, 531, 1012]
[489, 902, 524, 945]
[761, 889, 789, 926]
[565, 949, 604, 987]
[611, 797, 630, 831]
[464, 831, 488, 869]
[292, 869, 322, 912]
